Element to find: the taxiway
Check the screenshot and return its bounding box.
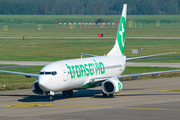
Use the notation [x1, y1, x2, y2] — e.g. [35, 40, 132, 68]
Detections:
[0, 77, 180, 120]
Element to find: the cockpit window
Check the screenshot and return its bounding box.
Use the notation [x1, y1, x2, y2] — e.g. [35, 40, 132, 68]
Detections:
[45, 72, 51, 75]
[40, 71, 57, 76]
[52, 71, 57, 75]
[39, 72, 44, 75]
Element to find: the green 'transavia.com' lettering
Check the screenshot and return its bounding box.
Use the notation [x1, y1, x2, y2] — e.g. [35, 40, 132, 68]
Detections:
[65, 60, 105, 79]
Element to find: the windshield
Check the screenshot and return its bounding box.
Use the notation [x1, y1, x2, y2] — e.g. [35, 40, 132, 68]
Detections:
[39, 71, 57, 76]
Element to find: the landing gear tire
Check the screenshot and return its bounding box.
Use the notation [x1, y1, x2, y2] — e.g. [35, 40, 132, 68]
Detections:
[49, 96, 54, 102]
[102, 92, 108, 97]
[62, 91, 68, 97]
[68, 90, 73, 97]
[102, 92, 114, 97]
[45, 92, 49, 96]
[109, 94, 114, 97]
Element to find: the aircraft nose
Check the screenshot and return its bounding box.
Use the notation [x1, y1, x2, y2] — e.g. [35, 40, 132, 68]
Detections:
[38, 77, 50, 91]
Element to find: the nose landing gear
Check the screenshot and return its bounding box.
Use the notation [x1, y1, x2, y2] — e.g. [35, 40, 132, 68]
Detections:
[49, 91, 54, 102]
[49, 95, 54, 102]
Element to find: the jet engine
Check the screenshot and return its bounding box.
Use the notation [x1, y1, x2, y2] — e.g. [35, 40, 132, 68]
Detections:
[101, 78, 123, 95]
[32, 80, 44, 94]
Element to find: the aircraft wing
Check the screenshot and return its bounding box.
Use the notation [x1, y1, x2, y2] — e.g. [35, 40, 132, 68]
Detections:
[89, 69, 180, 84]
[118, 69, 180, 79]
[80, 53, 98, 57]
[126, 52, 176, 61]
[80, 52, 176, 59]
[0, 70, 39, 78]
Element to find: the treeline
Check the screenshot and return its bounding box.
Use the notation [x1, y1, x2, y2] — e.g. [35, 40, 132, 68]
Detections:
[0, 0, 180, 15]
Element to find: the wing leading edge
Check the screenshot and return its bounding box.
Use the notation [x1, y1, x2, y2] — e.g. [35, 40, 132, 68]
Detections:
[126, 52, 176, 61]
[89, 69, 180, 85]
[118, 69, 180, 79]
[0, 70, 38, 78]
[80, 52, 176, 60]
[80, 53, 98, 57]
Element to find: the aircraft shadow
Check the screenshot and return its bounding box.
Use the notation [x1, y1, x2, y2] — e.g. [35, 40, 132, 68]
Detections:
[0, 89, 102, 102]
[18, 89, 103, 102]
[0, 89, 179, 102]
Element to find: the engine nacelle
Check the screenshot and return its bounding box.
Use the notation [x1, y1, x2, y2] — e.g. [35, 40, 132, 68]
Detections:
[101, 78, 123, 95]
[32, 80, 44, 94]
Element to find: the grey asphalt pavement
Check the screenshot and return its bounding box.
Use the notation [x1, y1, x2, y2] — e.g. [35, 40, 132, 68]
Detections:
[0, 77, 180, 120]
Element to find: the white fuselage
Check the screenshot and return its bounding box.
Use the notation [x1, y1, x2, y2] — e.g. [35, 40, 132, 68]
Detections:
[38, 55, 126, 92]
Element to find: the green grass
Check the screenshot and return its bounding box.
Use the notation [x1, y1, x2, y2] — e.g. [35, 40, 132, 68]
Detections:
[0, 38, 180, 62]
[0, 66, 42, 83]
[122, 66, 180, 81]
[0, 64, 17, 67]
[1, 28, 180, 37]
[0, 15, 180, 91]
[0, 15, 120, 24]
[1, 15, 180, 25]
[1, 15, 180, 37]
[0, 66, 179, 91]
[123, 66, 179, 74]
[129, 15, 180, 23]
[0, 27, 118, 37]
[127, 28, 180, 37]
[0, 66, 42, 91]
[125, 39, 180, 63]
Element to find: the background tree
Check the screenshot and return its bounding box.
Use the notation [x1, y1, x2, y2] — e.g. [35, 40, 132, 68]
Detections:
[0, 0, 180, 15]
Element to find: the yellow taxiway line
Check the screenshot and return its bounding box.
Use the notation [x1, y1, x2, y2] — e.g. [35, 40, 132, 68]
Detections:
[50, 105, 180, 111]
[1, 89, 179, 110]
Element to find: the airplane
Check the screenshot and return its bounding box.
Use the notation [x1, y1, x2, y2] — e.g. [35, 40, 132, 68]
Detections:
[0, 4, 180, 102]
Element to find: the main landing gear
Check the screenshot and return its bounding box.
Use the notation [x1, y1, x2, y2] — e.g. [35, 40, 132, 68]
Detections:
[49, 91, 54, 102]
[102, 92, 114, 97]
[62, 90, 73, 97]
